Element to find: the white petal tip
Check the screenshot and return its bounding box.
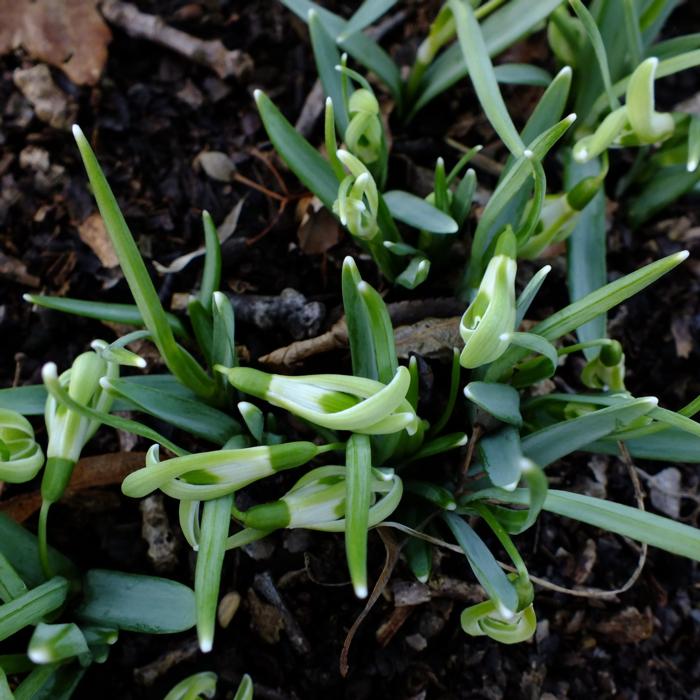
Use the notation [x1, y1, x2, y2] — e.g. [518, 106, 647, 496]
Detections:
[41, 363, 58, 382]
[354, 585, 368, 599]
[566, 113, 577, 123]
[71, 124, 83, 139]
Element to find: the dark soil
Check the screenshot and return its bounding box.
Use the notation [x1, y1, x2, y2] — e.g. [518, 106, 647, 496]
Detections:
[1, 2, 699, 699]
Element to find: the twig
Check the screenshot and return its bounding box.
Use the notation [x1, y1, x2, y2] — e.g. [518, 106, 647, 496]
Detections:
[100, 1, 253, 80]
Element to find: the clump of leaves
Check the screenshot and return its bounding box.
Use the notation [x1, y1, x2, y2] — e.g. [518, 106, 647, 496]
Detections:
[1, 2, 700, 695]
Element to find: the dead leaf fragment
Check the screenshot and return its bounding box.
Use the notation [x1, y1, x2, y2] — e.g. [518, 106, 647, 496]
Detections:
[195, 151, 236, 182]
[595, 606, 654, 644]
[671, 315, 693, 359]
[78, 212, 119, 268]
[13, 64, 77, 130]
[1, 0, 111, 86]
[0, 251, 40, 287]
[394, 317, 460, 360]
[646, 466, 682, 519]
[296, 196, 341, 255]
[246, 589, 285, 644]
[0, 452, 145, 522]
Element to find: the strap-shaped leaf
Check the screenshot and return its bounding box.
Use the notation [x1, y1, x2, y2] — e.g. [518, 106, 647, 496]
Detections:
[412, 0, 563, 114]
[522, 397, 658, 467]
[255, 90, 338, 208]
[0, 577, 69, 642]
[497, 488, 700, 562]
[279, 0, 402, 100]
[465, 382, 522, 426]
[345, 434, 373, 598]
[383, 191, 459, 233]
[102, 378, 240, 445]
[198, 211, 222, 311]
[443, 512, 518, 613]
[486, 250, 688, 377]
[448, 0, 525, 157]
[309, 11, 350, 133]
[477, 426, 523, 490]
[0, 514, 76, 587]
[195, 495, 233, 652]
[77, 570, 195, 634]
[73, 127, 216, 401]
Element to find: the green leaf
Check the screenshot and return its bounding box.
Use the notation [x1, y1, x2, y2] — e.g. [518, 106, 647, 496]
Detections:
[493, 63, 553, 86]
[164, 671, 218, 700]
[448, 0, 525, 157]
[443, 512, 518, 612]
[233, 674, 254, 700]
[0, 577, 69, 642]
[464, 382, 522, 426]
[279, 0, 402, 100]
[255, 90, 338, 209]
[396, 256, 431, 289]
[309, 10, 350, 133]
[28, 623, 89, 665]
[342, 257, 378, 381]
[14, 663, 86, 700]
[24, 295, 188, 338]
[101, 378, 240, 445]
[195, 495, 232, 652]
[408, 432, 468, 462]
[405, 480, 456, 510]
[569, 0, 620, 111]
[462, 113, 576, 294]
[515, 265, 552, 326]
[412, 0, 564, 115]
[0, 514, 77, 587]
[199, 211, 222, 311]
[77, 569, 196, 633]
[587, 426, 700, 462]
[0, 552, 28, 603]
[627, 164, 700, 228]
[478, 426, 523, 489]
[383, 191, 459, 233]
[340, 0, 398, 40]
[522, 397, 658, 467]
[487, 250, 688, 376]
[502, 488, 700, 562]
[565, 154, 607, 356]
[345, 434, 372, 598]
[72, 126, 216, 401]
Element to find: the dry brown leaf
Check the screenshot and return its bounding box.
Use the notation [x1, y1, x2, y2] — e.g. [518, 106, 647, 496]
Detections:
[0, 451, 145, 522]
[394, 317, 460, 360]
[0, 250, 40, 287]
[78, 212, 119, 268]
[0, 0, 112, 86]
[671, 315, 693, 359]
[296, 196, 342, 255]
[595, 606, 654, 644]
[13, 64, 77, 130]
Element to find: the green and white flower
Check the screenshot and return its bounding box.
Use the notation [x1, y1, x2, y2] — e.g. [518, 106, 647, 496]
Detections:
[0, 409, 44, 483]
[459, 230, 517, 368]
[236, 465, 402, 532]
[221, 365, 418, 435]
[122, 441, 328, 501]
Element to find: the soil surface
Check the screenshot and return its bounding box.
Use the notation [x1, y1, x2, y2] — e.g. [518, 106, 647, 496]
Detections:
[1, 2, 699, 698]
